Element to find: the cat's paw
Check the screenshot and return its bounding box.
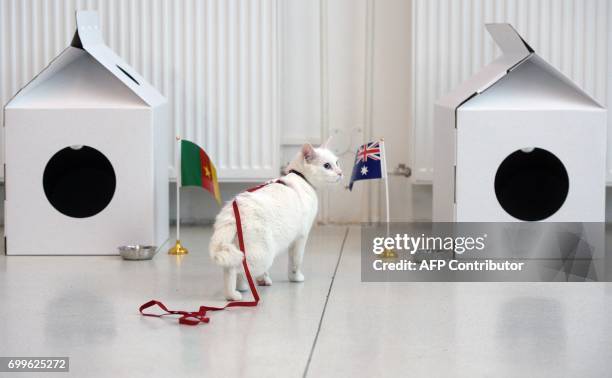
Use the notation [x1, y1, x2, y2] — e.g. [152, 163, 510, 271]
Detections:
[289, 270, 305, 282]
[256, 275, 273, 286]
[225, 290, 242, 301]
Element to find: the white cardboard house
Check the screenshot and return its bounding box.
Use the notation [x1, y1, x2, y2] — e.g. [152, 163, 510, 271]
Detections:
[3, 11, 169, 255]
[433, 23, 607, 222]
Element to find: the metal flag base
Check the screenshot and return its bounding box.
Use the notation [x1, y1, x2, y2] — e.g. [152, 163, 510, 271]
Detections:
[168, 240, 189, 255]
[380, 247, 398, 259]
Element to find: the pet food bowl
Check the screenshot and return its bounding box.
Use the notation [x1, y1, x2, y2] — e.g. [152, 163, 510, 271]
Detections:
[118, 245, 158, 260]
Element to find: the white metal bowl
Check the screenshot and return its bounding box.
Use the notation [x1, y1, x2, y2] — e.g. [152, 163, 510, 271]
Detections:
[118, 245, 158, 260]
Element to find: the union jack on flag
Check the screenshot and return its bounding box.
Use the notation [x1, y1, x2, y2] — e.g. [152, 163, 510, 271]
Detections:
[349, 140, 383, 190]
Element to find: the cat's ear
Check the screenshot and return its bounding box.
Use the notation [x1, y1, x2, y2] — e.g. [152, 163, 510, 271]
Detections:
[320, 136, 332, 149]
[302, 143, 316, 162]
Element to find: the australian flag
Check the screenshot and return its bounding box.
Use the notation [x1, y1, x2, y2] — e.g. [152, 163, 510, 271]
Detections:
[349, 141, 383, 190]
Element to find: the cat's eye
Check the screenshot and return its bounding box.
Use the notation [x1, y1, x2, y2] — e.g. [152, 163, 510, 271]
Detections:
[323, 163, 332, 170]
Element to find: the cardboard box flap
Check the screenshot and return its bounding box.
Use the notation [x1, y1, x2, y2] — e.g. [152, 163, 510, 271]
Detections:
[73, 11, 166, 107]
[436, 23, 532, 110]
[485, 23, 533, 56]
[73, 11, 104, 47]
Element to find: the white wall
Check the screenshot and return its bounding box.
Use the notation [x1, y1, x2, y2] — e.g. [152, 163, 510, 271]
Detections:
[281, 0, 415, 223]
[280, 0, 321, 147]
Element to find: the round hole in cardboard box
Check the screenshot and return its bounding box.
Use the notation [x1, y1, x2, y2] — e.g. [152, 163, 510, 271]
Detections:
[494, 148, 568, 221]
[43, 145, 116, 218]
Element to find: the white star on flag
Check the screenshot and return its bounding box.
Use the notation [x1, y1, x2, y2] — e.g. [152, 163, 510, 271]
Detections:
[348, 140, 384, 191]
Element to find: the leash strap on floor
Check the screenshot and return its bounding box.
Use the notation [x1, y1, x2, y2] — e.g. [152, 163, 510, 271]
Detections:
[139, 197, 260, 326]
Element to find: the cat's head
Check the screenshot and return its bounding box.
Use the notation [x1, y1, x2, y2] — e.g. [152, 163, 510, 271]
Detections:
[294, 142, 343, 187]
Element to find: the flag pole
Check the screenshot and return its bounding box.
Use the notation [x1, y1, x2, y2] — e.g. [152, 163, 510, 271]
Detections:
[176, 136, 181, 242]
[169, 136, 188, 255]
[379, 138, 397, 259]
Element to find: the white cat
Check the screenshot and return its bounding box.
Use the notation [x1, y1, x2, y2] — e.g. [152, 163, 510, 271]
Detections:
[209, 142, 343, 300]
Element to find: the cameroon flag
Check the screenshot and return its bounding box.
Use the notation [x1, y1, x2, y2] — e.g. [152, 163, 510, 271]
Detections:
[180, 140, 221, 204]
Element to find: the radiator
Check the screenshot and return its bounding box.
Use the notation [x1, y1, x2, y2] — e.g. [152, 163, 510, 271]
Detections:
[0, 0, 280, 181]
[411, 0, 612, 183]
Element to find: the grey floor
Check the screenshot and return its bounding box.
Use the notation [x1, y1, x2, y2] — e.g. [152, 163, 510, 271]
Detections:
[1, 226, 612, 378]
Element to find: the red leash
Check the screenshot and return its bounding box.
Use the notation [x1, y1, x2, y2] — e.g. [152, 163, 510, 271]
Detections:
[139, 179, 291, 325]
[139, 198, 259, 325]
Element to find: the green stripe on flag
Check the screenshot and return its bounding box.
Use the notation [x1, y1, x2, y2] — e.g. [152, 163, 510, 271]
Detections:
[181, 140, 203, 187]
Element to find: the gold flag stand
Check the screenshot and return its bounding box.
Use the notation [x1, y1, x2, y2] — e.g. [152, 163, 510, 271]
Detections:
[169, 136, 189, 255]
[168, 239, 189, 255]
[379, 139, 396, 260]
[380, 247, 398, 259]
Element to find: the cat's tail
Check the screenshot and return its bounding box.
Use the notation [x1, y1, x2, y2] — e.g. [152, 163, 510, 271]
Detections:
[209, 218, 244, 268]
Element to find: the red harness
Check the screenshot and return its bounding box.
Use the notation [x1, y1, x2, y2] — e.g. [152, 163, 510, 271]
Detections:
[139, 179, 287, 326]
